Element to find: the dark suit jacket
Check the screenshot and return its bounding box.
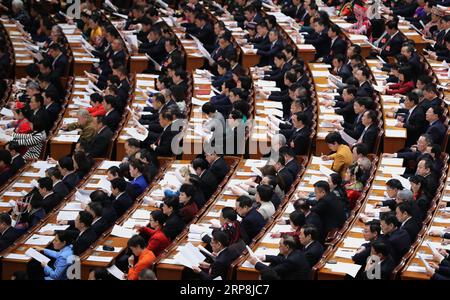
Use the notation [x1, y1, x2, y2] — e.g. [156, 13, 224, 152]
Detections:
[400, 217, 420, 242]
[112, 192, 133, 217]
[426, 119, 447, 146]
[0, 227, 20, 252]
[256, 39, 284, 66]
[287, 126, 312, 155]
[240, 208, 266, 244]
[62, 172, 80, 191]
[41, 192, 62, 213]
[359, 124, 379, 153]
[10, 155, 25, 174]
[209, 156, 229, 183]
[91, 217, 110, 237]
[278, 167, 294, 193]
[285, 159, 300, 180]
[45, 102, 62, 126]
[32, 107, 51, 132]
[337, 64, 352, 82]
[362, 255, 396, 280]
[151, 125, 181, 157]
[305, 212, 324, 242]
[163, 212, 186, 241]
[255, 250, 311, 280]
[324, 37, 347, 64]
[302, 241, 324, 267]
[103, 109, 121, 133]
[200, 170, 218, 200]
[305, 29, 331, 59]
[85, 126, 113, 158]
[70, 227, 98, 255]
[139, 37, 167, 64]
[53, 181, 70, 199]
[397, 106, 427, 147]
[198, 247, 240, 280]
[335, 99, 356, 124]
[381, 228, 411, 263]
[380, 31, 404, 59]
[311, 193, 346, 234]
[356, 81, 374, 97]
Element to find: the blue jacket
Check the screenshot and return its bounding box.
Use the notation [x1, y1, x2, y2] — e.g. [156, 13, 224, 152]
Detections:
[43, 245, 74, 280]
[131, 175, 149, 196]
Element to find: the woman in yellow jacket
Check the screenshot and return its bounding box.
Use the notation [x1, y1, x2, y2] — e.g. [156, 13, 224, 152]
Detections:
[321, 132, 353, 177]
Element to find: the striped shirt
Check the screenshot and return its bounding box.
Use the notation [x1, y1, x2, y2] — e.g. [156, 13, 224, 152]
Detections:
[12, 131, 47, 160]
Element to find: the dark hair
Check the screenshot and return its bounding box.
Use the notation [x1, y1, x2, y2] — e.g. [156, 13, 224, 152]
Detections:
[365, 220, 381, 235]
[90, 190, 108, 203]
[302, 225, 318, 241]
[380, 212, 399, 227]
[325, 132, 345, 145]
[38, 177, 53, 191]
[236, 195, 253, 208]
[55, 231, 72, 245]
[150, 210, 167, 226]
[78, 210, 94, 227]
[202, 102, 217, 115]
[279, 146, 295, 158]
[110, 177, 127, 192]
[192, 157, 209, 171]
[88, 201, 103, 217]
[58, 156, 74, 171]
[256, 184, 274, 202]
[313, 181, 330, 193]
[397, 202, 413, 216]
[386, 179, 403, 190]
[212, 230, 230, 247]
[0, 212, 11, 225]
[127, 234, 146, 248]
[221, 207, 237, 222]
[179, 183, 196, 200]
[0, 150, 12, 165]
[281, 234, 299, 250]
[163, 195, 180, 211]
[371, 240, 390, 257]
[289, 211, 305, 227]
[353, 144, 368, 157]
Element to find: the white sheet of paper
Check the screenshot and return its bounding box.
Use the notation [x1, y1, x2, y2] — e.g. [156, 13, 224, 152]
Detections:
[107, 264, 125, 280]
[111, 225, 136, 238]
[25, 248, 51, 265]
[86, 255, 113, 263]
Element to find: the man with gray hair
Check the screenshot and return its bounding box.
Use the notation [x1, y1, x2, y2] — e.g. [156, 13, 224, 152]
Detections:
[11, 0, 30, 27]
[396, 189, 413, 204]
[19, 80, 40, 102]
[61, 109, 96, 149]
[268, 133, 286, 164]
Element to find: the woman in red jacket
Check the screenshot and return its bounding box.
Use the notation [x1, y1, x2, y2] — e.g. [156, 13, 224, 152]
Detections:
[179, 184, 199, 223]
[135, 210, 170, 257]
[6, 102, 32, 134]
[87, 93, 106, 117]
[385, 66, 415, 95]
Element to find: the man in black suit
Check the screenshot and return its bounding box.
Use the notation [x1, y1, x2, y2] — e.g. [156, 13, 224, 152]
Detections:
[110, 177, 133, 217]
[304, 20, 331, 60]
[149, 111, 182, 157]
[65, 211, 98, 256]
[236, 196, 266, 245]
[279, 146, 301, 179]
[395, 92, 427, 147]
[299, 225, 324, 267]
[86, 202, 110, 236]
[249, 22, 270, 47]
[160, 37, 183, 70]
[417, 158, 439, 197]
[285, 112, 311, 155]
[186, 13, 216, 52]
[311, 181, 346, 236]
[333, 97, 371, 141]
[112, 65, 130, 109]
[193, 230, 241, 280]
[352, 220, 382, 266]
[6, 141, 25, 174]
[0, 213, 20, 252]
[205, 152, 229, 183]
[47, 43, 68, 97]
[84, 116, 113, 158]
[139, 27, 167, 65]
[240, 5, 264, 28]
[37, 177, 62, 213]
[249, 235, 311, 280]
[396, 202, 421, 242]
[323, 25, 347, 64]
[422, 84, 443, 111]
[362, 240, 396, 280]
[425, 105, 447, 146]
[262, 53, 290, 89]
[355, 67, 374, 97]
[161, 196, 185, 241]
[380, 213, 411, 264]
[256, 29, 284, 66]
[58, 156, 80, 191]
[373, 20, 404, 61]
[275, 155, 294, 194]
[192, 158, 218, 200]
[102, 95, 122, 133]
[282, 0, 304, 20]
[43, 90, 61, 127]
[354, 110, 379, 153]
[30, 94, 51, 133]
[47, 167, 70, 199]
[331, 86, 357, 124]
[211, 33, 235, 64]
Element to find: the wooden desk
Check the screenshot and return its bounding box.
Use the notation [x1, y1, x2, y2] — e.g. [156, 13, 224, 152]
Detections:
[235, 156, 326, 279]
[0, 160, 103, 279]
[401, 168, 450, 280]
[155, 159, 266, 279]
[316, 156, 413, 279]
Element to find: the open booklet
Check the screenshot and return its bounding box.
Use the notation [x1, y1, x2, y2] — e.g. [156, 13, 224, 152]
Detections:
[174, 242, 206, 269]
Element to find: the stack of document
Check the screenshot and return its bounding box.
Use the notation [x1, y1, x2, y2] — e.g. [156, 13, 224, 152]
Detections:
[173, 242, 206, 269]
